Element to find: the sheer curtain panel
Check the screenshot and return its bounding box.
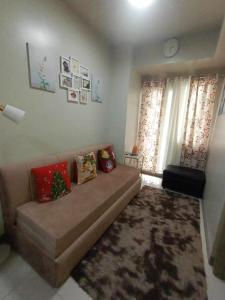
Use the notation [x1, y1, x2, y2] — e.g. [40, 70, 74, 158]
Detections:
[157, 77, 191, 173]
[180, 75, 218, 170]
[137, 80, 166, 174]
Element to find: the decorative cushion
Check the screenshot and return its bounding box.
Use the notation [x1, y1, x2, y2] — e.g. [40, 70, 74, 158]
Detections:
[75, 152, 97, 184]
[98, 146, 116, 173]
[31, 161, 71, 203]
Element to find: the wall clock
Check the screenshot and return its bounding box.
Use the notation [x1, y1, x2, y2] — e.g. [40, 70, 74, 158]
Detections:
[163, 38, 179, 58]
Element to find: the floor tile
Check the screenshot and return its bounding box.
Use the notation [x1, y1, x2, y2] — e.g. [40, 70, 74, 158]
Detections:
[58, 277, 91, 300]
[141, 174, 162, 189]
[3, 271, 60, 300]
[200, 202, 225, 300]
[1, 176, 225, 300]
[0, 251, 32, 299]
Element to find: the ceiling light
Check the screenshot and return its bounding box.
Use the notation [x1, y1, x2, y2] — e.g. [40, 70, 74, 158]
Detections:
[128, 0, 155, 9]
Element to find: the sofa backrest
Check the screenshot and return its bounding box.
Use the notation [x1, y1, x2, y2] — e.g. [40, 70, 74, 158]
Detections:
[0, 143, 111, 235]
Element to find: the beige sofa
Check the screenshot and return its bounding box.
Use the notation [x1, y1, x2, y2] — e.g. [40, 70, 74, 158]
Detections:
[0, 144, 141, 287]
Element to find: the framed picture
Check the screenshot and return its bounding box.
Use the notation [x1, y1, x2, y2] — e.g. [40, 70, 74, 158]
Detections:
[80, 65, 89, 78]
[82, 78, 91, 90]
[61, 56, 71, 74]
[27, 43, 56, 93]
[68, 89, 79, 103]
[60, 74, 72, 89]
[70, 57, 80, 75]
[80, 89, 89, 104]
[73, 75, 81, 90]
[91, 74, 103, 103]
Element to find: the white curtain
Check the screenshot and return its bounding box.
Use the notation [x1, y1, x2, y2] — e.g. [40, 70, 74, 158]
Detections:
[157, 77, 191, 173]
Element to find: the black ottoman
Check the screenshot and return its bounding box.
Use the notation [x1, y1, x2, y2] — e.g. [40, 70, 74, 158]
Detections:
[162, 165, 206, 198]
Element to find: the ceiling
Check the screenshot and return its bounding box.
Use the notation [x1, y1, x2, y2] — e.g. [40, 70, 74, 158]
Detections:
[64, 0, 225, 45]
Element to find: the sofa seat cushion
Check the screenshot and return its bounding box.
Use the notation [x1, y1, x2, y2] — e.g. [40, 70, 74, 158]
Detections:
[16, 165, 139, 259]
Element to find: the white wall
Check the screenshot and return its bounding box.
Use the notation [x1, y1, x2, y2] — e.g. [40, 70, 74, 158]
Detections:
[124, 70, 141, 152]
[0, 0, 112, 166]
[0, 0, 114, 234]
[133, 30, 220, 73]
[203, 115, 225, 256]
[107, 46, 133, 161]
[123, 30, 221, 155]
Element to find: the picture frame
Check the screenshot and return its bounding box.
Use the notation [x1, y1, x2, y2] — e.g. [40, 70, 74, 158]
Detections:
[80, 65, 89, 79]
[82, 78, 91, 90]
[80, 89, 89, 104]
[91, 74, 103, 103]
[60, 56, 71, 74]
[60, 73, 72, 89]
[73, 75, 81, 90]
[27, 43, 56, 93]
[67, 89, 80, 103]
[70, 57, 80, 75]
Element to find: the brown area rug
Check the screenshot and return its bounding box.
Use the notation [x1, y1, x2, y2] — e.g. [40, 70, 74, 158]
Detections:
[72, 186, 207, 300]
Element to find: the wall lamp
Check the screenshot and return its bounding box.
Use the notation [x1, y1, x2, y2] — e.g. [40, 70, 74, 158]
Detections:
[0, 104, 26, 123]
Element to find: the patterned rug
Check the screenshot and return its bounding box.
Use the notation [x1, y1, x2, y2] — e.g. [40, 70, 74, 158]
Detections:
[72, 186, 207, 300]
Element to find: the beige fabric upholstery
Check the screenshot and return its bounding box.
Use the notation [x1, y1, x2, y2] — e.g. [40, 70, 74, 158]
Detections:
[17, 178, 141, 287]
[0, 144, 111, 236]
[0, 143, 141, 287]
[17, 165, 139, 258]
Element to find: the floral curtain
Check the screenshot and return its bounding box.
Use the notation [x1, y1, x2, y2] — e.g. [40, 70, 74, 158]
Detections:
[137, 80, 166, 173]
[180, 76, 218, 170]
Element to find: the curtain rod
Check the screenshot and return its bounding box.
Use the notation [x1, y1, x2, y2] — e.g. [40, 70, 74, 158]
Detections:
[143, 73, 225, 81]
[192, 73, 225, 78]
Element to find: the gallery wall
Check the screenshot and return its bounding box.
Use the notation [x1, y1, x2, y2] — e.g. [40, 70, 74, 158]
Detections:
[0, 0, 114, 234]
[0, 0, 113, 165]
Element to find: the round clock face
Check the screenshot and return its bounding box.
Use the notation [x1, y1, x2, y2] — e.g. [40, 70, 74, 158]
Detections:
[163, 38, 179, 58]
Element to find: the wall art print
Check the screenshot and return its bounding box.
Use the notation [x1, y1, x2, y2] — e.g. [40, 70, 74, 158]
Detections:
[91, 74, 103, 103]
[27, 43, 56, 93]
[82, 78, 91, 90]
[80, 65, 89, 79]
[70, 57, 80, 75]
[60, 74, 73, 89]
[68, 89, 80, 103]
[80, 89, 90, 104]
[61, 56, 71, 74]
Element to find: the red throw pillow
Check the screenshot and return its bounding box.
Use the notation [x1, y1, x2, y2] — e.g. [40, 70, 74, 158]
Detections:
[31, 161, 71, 203]
[98, 146, 116, 173]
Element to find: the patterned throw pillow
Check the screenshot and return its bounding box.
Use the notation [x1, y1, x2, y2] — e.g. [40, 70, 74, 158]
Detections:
[31, 161, 71, 203]
[98, 146, 116, 173]
[75, 152, 97, 184]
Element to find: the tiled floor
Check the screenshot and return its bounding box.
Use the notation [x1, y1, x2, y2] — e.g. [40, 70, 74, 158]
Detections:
[141, 173, 162, 189]
[0, 251, 91, 300]
[0, 175, 225, 300]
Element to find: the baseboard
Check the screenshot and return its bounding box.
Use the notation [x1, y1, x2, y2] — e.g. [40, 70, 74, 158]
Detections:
[200, 200, 210, 263]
